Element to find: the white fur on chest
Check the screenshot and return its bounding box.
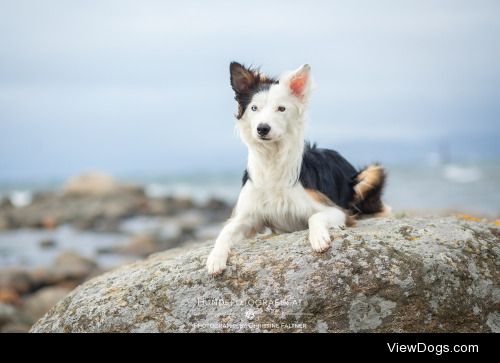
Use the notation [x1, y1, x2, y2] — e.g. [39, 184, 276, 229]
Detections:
[236, 182, 324, 233]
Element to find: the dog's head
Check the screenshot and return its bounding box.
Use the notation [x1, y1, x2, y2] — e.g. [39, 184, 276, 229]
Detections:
[230, 62, 311, 145]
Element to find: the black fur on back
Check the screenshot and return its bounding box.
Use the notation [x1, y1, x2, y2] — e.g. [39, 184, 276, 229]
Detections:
[299, 143, 358, 209]
[242, 143, 359, 210]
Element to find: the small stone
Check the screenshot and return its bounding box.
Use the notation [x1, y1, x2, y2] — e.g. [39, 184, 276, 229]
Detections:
[22, 287, 71, 322]
[41, 216, 58, 229]
[0, 268, 34, 294]
[0, 288, 21, 306]
[115, 235, 160, 257]
[39, 238, 57, 249]
[1, 322, 31, 333]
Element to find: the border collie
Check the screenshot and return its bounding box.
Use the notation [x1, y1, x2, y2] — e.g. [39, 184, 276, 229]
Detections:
[206, 62, 390, 275]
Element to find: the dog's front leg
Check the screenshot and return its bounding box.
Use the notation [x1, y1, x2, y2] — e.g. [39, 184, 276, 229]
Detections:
[308, 207, 346, 252]
[206, 216, 256, 276]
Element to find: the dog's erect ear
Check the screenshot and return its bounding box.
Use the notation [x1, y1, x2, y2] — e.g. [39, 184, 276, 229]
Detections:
[230, 62, 256, 94]
[284, 64, 311, 100]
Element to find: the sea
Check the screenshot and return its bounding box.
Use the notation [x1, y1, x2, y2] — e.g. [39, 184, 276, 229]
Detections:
[0, 161, 498, 269]
[1, 162, 498, 216]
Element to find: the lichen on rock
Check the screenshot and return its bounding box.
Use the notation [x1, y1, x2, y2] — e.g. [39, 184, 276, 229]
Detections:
[31, 217, 499, 333]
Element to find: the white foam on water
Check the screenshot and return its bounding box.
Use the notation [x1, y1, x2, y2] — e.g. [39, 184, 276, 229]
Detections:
[9, 190, 33, 207]
[442, 164, 483, 183]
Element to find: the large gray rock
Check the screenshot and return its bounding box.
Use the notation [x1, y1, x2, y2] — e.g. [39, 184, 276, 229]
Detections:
[62, 172, 142, 196]
[31, 217, 499, 333]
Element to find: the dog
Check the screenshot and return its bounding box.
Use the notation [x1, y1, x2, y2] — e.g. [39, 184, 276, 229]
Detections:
[206, 62, 390, 275]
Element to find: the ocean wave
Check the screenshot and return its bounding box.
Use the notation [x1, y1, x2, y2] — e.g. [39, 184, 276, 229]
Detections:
[442, 164, 482, 183]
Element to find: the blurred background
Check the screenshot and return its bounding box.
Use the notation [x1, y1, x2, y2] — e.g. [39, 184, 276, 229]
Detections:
[0, 0, 499, 331]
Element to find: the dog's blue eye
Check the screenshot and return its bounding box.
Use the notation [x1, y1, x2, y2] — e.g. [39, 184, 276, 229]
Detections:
[251, 105, 258, 111]
[278, 106, 286, 112]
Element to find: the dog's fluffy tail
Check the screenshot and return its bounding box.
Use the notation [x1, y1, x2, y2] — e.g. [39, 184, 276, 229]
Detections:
[352, 164, 391, 216]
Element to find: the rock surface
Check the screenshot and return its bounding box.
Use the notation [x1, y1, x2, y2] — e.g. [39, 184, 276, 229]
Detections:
[31, 217, 499, 333]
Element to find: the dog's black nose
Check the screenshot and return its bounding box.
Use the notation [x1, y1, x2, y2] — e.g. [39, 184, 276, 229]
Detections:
[257, 123, 271, 136]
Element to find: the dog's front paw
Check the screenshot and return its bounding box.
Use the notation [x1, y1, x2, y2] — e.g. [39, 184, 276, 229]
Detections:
[206, 249, 228, 276]
[309, 227, 331, 253]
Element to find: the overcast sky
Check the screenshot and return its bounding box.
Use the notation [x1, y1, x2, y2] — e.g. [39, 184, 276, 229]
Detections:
[0, 0, 499, 180]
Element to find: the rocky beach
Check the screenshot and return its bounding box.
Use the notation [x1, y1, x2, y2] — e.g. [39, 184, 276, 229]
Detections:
[0, 171, 498, 333]
[0, 172, 232, 332]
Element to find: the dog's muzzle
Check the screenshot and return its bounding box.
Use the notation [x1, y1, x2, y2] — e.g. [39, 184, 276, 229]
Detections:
[257, 123, 271, 138]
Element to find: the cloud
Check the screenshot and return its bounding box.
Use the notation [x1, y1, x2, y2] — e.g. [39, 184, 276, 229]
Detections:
[0, 0, 499, 179]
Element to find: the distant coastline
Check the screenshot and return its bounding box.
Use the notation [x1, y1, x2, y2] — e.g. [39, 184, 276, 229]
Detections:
[1, 161, 499, 216]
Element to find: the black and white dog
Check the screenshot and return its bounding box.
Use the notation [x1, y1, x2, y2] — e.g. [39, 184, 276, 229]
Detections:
[207, 62, 390, 275]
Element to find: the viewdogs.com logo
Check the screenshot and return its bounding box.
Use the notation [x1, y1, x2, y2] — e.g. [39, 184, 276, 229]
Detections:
[387, 343, 479, 355]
